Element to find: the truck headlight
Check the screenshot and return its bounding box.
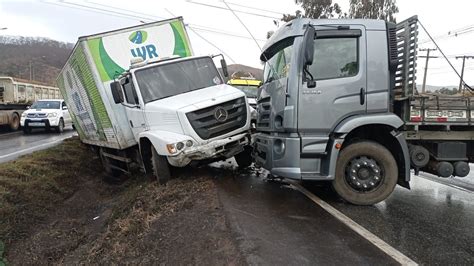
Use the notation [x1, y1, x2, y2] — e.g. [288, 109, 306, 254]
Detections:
[48, 113, 57, 118]
[166, 141, 190, 154]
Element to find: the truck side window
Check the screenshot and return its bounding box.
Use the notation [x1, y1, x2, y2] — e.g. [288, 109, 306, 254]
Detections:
[123, 79, 138, 105]
[308, 38, 358, 80]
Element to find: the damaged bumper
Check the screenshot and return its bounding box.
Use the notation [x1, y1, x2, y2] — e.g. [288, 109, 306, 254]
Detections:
[168, 132, 251, 167]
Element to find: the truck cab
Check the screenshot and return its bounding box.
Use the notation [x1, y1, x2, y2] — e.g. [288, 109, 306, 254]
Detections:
[255, 18, 413, 205]
[110, 55, 253, 182]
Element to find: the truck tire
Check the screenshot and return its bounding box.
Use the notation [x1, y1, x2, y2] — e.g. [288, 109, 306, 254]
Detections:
[332, 141, 398, 206]
[55, 118, 64, 133]
[151, 146, 171, 185]
[235, 146, 253, 168]
[9, 113, 20, 131]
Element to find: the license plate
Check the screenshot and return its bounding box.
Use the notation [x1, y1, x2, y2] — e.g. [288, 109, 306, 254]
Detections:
[29, 122, 44, 126]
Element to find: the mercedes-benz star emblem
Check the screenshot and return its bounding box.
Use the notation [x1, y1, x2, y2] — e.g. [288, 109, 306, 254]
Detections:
[214, 107, 228, 122]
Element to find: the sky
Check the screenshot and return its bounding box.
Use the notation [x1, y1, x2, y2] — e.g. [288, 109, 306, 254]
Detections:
[0, 0, 473, 86]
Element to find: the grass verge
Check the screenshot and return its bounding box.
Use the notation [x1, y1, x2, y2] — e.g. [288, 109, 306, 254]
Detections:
[0, 137, 101, 244]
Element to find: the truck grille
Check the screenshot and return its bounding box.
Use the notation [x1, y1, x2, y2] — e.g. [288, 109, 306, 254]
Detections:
[256, 97, 271, 129]
[27, 113, 47, 118]
[186, 97, 247, 140]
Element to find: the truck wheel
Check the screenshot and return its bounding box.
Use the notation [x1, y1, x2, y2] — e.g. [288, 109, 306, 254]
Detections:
[23, 125, 31, 134]
[235, 146, 253, 168]
[151, 146, 171, 185]
[332, 141, 398, 205]
[56, 118, 64, 133]
[9, 113, 20, 131]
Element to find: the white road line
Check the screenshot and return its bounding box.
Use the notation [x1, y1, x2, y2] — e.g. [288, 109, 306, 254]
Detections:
[417, 174, 473, 194]
[0, 131, 22, 138]
[288, 180, 418, 266]
[0, 136, 71, 160]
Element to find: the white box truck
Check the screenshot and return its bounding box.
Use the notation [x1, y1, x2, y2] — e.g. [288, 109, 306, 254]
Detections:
[57, 17, 252, 183]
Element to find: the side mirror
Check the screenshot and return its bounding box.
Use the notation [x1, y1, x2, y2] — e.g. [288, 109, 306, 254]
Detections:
[62, 106, 68, 110]
[220, 58, 229, 78]
[110, 81, 124, 104]
[303, 26, 315, 66]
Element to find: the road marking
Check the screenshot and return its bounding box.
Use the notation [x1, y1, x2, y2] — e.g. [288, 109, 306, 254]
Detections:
[418, 174, 473, 194]
[0, 135, 72, 160]
[0, 131, 22, 138]
[287, 180, 418, 266]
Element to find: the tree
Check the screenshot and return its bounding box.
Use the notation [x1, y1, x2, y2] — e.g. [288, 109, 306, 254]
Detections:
[282, 0, 343, 22]
[348, 0, 399, 22]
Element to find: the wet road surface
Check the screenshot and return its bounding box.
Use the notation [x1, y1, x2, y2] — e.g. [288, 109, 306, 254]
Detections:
[211, 162, 474, 265]
[0, 128, 76, 163]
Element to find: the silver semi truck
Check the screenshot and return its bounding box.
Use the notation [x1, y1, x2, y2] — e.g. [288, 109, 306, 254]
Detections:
[255, 16, 473, 205]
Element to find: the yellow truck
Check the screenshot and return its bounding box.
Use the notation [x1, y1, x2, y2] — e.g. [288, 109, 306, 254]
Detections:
[227, 78, 261, 108]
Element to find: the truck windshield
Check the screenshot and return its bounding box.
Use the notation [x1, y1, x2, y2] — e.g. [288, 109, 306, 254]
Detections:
[135, 57, 223, 103]
[30, 101, 60, 109]
[263, 39, 294, 83]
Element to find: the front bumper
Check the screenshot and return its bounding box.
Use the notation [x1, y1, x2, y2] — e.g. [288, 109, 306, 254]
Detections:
[167, 132, 251, 167]
[21, 117, 60, 128]
[254, 133, 302, 179]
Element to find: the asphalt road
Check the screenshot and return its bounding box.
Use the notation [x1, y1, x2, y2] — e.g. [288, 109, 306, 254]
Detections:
[0, 127, 76, 163]
[210, 161, 474, 265]
[0, 129, 472, 264]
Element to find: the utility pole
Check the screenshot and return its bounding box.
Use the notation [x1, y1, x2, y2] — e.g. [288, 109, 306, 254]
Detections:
[419, 48, 437, 93]
[456, 55, 474, 94]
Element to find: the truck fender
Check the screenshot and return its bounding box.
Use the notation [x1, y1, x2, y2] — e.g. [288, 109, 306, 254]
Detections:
[333, 113, 404, 133]
[328, 114, 411, 186]
[138, 130, 192, 156]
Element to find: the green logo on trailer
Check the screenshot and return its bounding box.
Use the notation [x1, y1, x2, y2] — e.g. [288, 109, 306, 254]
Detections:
[129, 30, 148, 44]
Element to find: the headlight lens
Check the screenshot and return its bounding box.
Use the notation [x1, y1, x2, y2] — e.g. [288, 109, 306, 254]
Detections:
[176, 142, 185, 150]
[48, 113, 57, 118]
[167, 140, 193, 154]
[186, 140, 193, 147]
[21, 113, 26, 117]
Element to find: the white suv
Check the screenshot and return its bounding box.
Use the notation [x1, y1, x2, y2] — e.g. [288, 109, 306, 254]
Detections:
[20, 100, 72, 134]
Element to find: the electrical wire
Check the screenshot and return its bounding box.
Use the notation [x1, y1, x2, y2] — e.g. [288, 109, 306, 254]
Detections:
[418, 20, 473, 91]
[185, 0, 281, 20]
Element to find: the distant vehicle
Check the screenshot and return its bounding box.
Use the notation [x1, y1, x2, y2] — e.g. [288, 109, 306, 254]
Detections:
[255, 16, 474, 205]
[227, 78, 261, 108]
[0, 76, 61, 131]
[57, 17, 252, 183]
[20, 99, 72, 134]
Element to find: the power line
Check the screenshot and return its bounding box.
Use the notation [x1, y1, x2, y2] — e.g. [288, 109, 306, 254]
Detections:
[224, 1, 286, 16]
[45, 1, 267, 44]
[222, 0, 262, 51]
[185, 0, 281, 20]
[163, 8, 237, 64]
[419, 24, 474, 44]
[418, 20, 473, 92]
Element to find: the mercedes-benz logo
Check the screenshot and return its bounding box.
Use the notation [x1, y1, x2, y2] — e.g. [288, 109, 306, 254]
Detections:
[214, 107, 228, 122]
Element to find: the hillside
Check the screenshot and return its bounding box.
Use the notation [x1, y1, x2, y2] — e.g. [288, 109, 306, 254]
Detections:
[227, 63, 263, 81]
[0, 35, 263, 86]
[0, 36, 73, 86]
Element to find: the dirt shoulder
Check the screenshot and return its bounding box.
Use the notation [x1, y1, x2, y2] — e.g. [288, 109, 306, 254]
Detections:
[0, 138, 244, 264]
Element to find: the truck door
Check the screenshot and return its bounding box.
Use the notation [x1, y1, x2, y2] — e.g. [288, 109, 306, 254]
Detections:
[121, 77, 147, 139]
[298, 26, 367, 136]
